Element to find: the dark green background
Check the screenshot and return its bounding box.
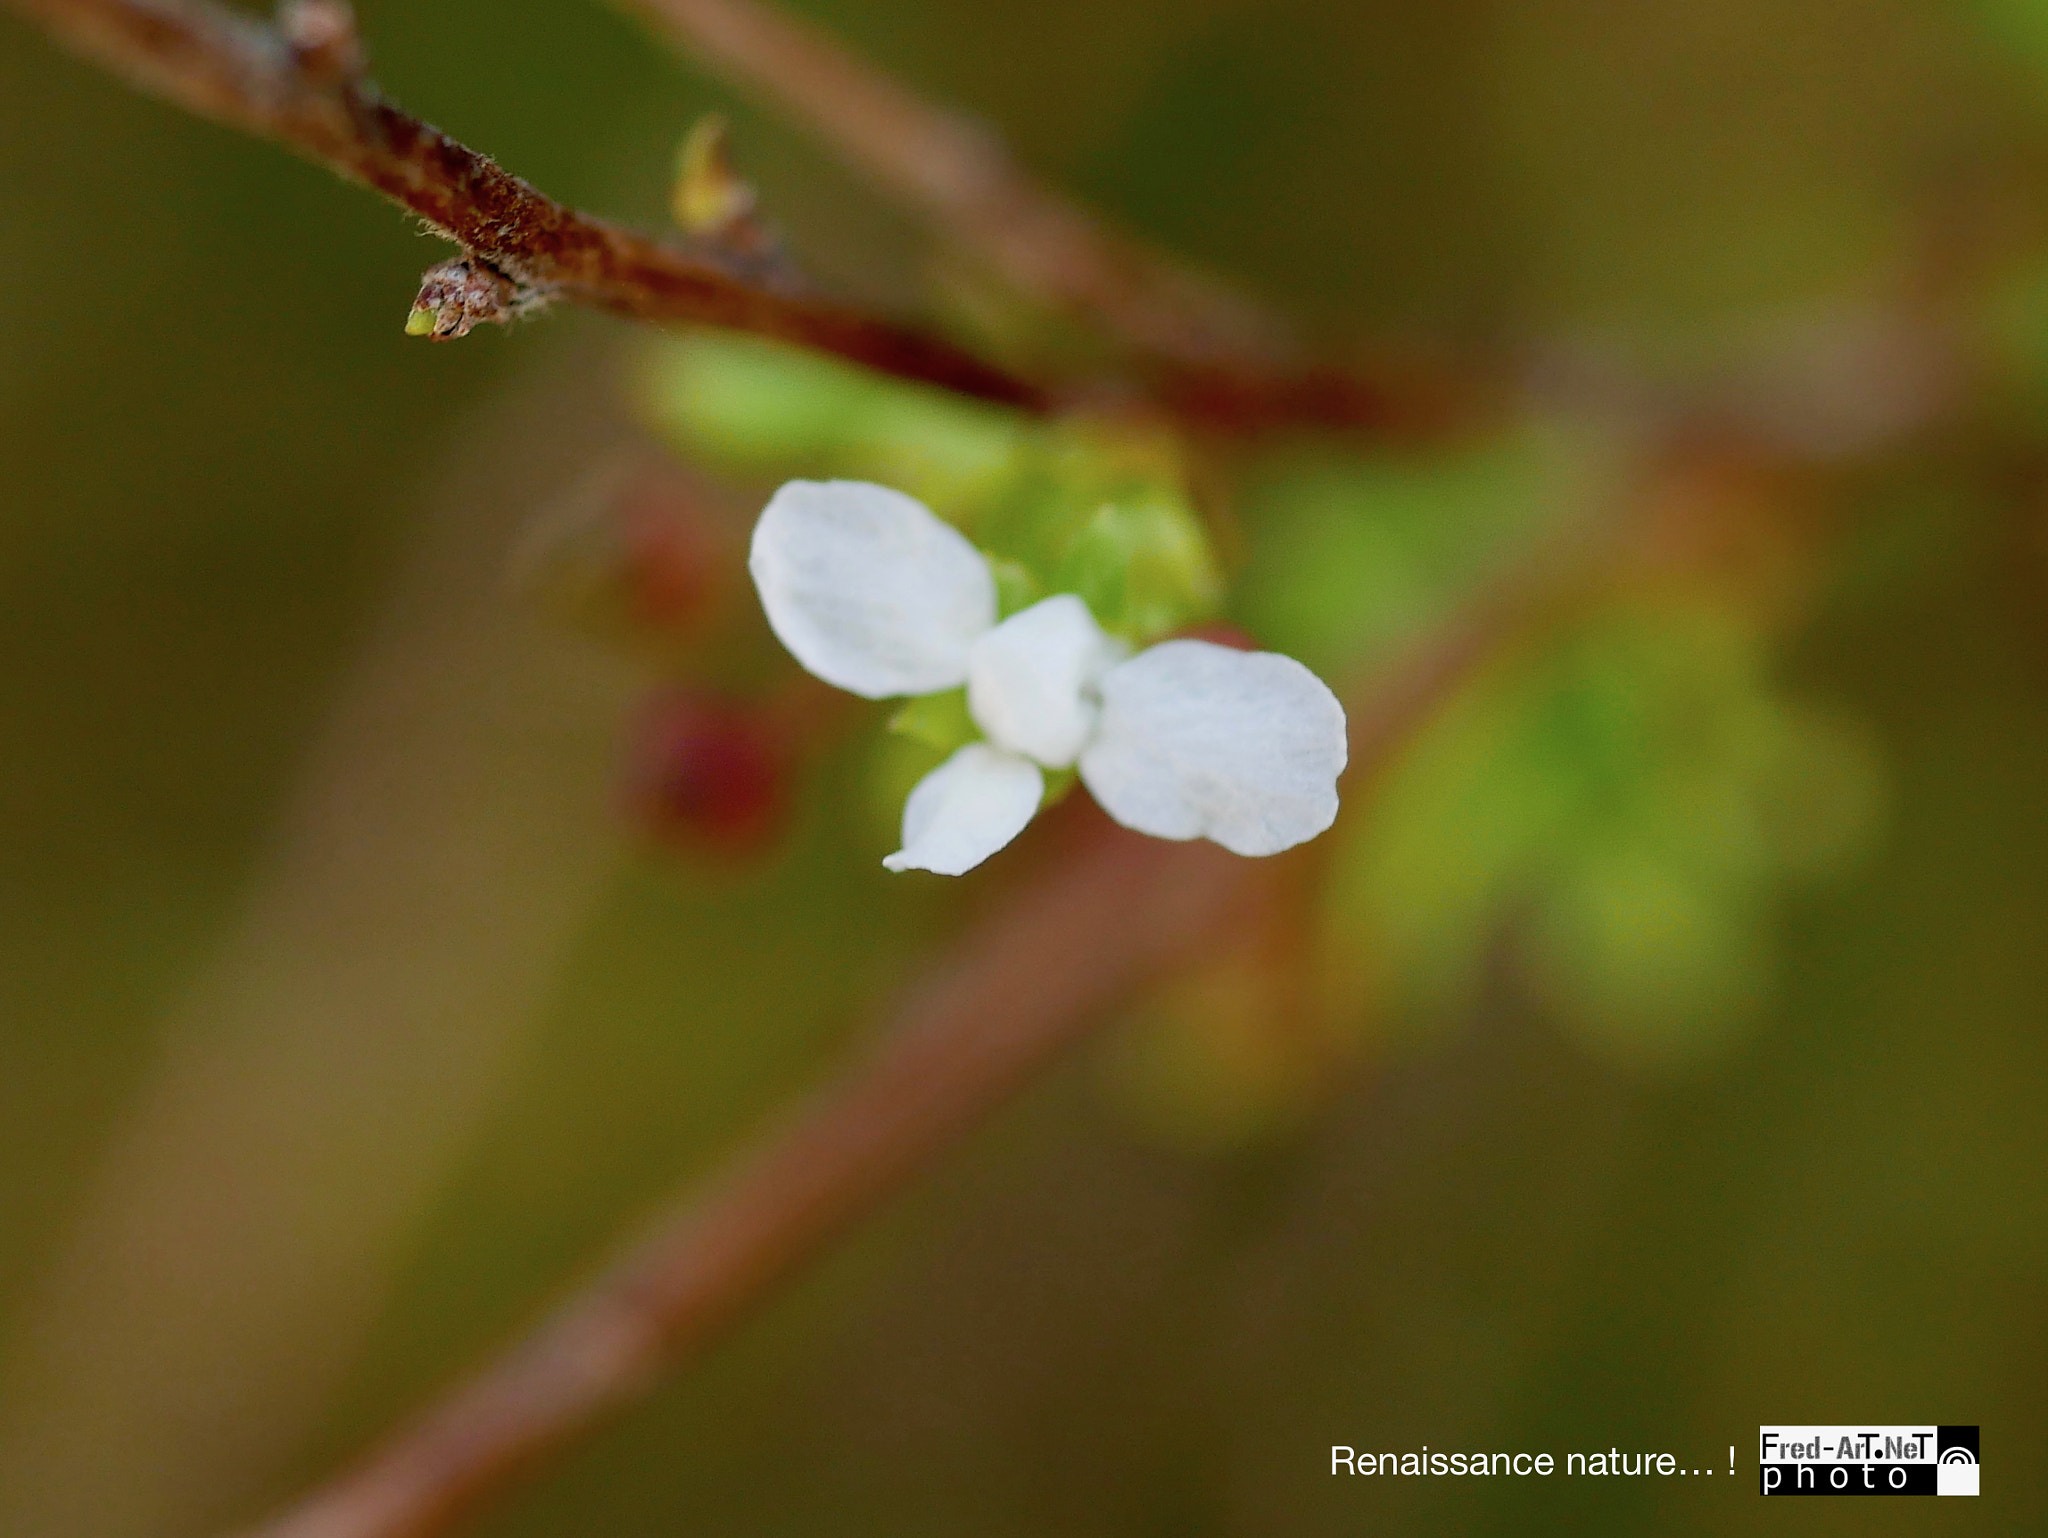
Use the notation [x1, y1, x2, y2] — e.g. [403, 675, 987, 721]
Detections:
[0, 0, 2041, 1533]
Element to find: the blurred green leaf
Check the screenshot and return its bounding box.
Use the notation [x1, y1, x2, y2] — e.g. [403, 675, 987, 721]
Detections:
[642, 331, 1222, 640]
[641, 330, 1028, 515]
[1321, 595, 1885, 1067]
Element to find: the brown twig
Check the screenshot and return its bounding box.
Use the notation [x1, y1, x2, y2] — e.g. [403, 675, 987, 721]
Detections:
[612, 0, 1476, 435]
[229, 550, 1570, 1538]
[3, 0, 1045, 407]
[6, 0, 1474, 434]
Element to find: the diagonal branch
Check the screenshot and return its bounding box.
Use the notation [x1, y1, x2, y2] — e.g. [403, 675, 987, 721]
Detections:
[227, 555, 1573, 1538]
[611, 0, 1296, 376]
[3, 0, 1046, 407]
[239, 822, 1253, 1538]
[6, 0, 1474, 433]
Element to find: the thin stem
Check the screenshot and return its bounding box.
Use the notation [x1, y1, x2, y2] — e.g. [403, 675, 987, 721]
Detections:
[3, 0, 1045, 407]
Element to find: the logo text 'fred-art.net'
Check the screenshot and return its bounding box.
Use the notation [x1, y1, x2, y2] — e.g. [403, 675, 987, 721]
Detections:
[1758, 1426, 1977, 1496]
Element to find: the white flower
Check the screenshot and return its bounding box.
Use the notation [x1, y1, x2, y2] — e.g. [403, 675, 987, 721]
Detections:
[750, 479, 1349, 874]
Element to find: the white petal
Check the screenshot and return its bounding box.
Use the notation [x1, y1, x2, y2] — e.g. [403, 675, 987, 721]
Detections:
[749, 480, 996, 698]
[965, 595, 1125, 768]
[883, 744, 1045, 875]
[1079, 640, 1347, 856]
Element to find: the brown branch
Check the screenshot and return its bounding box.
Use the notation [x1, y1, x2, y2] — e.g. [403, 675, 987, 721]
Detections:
[612, 0, 1295, 375]
[3, 0, 1046, 408]
[236, 820, 1252, 1538]
[227, 560, 1563, 1538]
[612, 0, 1477, 435]
[6, 0, 1476, 434]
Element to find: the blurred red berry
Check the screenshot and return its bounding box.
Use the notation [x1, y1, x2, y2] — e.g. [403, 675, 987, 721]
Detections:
[624, 690, 790, 858]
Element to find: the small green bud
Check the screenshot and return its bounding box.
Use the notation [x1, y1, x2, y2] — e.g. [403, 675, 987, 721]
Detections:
[886, 688, 977, 754]
[673, 115, 757, 236]
[1053, 492, 1221, 643]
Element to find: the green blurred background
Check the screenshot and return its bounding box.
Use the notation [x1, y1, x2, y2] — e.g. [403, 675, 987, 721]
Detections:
[1, 0, 2044, 1533]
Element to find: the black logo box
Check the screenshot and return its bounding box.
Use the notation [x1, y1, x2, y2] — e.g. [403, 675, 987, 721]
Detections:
[1760, 1427, 1977, 1497]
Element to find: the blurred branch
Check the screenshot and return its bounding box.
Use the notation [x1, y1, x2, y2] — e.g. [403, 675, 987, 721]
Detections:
[612, 0, 1294, 373]
[239, 823, 1251, 1538]
[1, 0, 1044, 406]
[230, 545, 1583, 1538]
[612, 0, 1467, 434]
